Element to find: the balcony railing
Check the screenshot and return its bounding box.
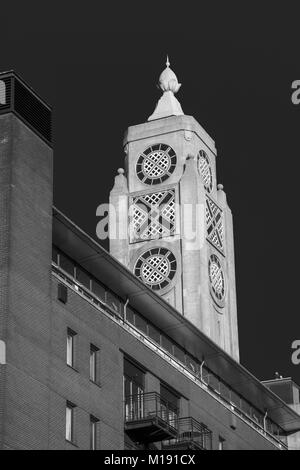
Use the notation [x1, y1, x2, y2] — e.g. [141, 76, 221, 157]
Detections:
[162, 417, 213, 450]
[124, 392, 178, 443]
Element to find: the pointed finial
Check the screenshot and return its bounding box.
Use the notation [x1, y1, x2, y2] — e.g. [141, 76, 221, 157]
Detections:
[147, 58, 184, 121]
[158, 59, 181, 94]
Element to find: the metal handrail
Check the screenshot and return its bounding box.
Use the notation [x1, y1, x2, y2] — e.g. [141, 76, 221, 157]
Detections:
[163, 417, 213, 450]
[124, 392, 179, 428]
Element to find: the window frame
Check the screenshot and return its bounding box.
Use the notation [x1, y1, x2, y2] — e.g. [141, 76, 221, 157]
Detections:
[90, 344, 100, 384]
[66, 328, 76, 369]
[66, 401, 76, 443]
[90, 415, 99, 450]
[218, 435, 225, 450]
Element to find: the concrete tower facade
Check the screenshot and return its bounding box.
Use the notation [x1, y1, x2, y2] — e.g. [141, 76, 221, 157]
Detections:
[109, 61, 239, 361]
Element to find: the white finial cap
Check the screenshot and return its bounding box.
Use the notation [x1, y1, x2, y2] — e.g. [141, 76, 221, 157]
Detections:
[158, 56, 181, 94]
[148, 57, 184, 121]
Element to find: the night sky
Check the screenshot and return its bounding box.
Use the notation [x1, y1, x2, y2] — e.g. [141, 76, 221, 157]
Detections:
[1, 3, 299, 383]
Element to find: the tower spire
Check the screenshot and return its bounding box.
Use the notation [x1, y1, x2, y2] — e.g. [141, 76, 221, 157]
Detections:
[148, 58, 184, 121]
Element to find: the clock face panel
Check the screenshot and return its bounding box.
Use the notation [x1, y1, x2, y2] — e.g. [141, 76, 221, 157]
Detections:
[209, 254, 225, 305]
[134, 247, 177, 291]
[198, 150, 213, 193]
[136, 144, 177, 185]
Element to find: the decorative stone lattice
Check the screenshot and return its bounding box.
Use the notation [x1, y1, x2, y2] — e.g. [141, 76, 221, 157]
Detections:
[136, 144, 177, 185]
[130, 189, 175, 242]
[134, 247, 177, 291]
[209, 254, 225, 303]
[198, 150, 213, 192]
[206, 196, 225, 254]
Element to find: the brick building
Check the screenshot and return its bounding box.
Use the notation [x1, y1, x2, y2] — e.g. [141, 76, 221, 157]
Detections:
[0, 69, 300, 450]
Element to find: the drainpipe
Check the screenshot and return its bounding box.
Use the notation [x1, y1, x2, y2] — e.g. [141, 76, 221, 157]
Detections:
[124, 298, 129, 322]
[263, 410, 268, 433]
[200, 360, 205, 382]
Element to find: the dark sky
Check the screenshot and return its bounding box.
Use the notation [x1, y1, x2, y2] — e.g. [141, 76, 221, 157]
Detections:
[1, 3, 300, 383]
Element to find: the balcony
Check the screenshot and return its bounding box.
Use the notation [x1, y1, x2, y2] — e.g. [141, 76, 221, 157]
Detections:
[162, 417, 212, 450]
[124, 392, 178, 443]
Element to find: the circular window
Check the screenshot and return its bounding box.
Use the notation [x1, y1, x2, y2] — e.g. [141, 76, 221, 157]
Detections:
[136, 144, 177, 185]
[198, 150, 213, 192]
[209, 254, 225, 305]
[134, 247, 177, 291]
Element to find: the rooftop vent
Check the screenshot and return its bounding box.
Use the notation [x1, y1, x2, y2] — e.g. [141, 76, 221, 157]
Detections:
[0, 71, 52, 146]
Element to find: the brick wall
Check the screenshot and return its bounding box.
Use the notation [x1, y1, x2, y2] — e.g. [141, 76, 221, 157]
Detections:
[0, 114, 53, 449]
[50, 275, 278, 450]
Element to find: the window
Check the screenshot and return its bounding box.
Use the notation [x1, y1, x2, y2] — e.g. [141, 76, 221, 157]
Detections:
[76, 267, 91, 290]
[160, 384, 179, 424]
[124, 359, 145, 421]
[60, 253, 75, 277]
[125, 307, 135, 325]
[148, 324, 160, 344]
[173, 344, 185, 364]
[52, 246, 59, 264]
[90, 416, 99, 450]
[66, 402, 75, 442]
[91, 280, 106, 302]
[67, 328, 76, 368]
[161, 335, 174, 355]
[106, 291, 121, 315]
[135, 313, 148, 335]
[218, 436, 225, 450]
[90, 344, 99, 383]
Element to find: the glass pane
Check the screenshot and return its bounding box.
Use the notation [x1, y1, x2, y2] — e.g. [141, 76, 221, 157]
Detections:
[66, 334, 73, 367]
[209, 373, 220, 393]
[160, 384, 179, 415]
[173, 345, 185, 364]
[91, 280, 106, 301]
[241, 399, 251, 416]
[148, 324, 160, 344]
[202, 366, 210, 383]
[60, 253, 75, 277]
[186, 355, 199, 375]
[66, 406, 73, 441]
[76, 267, 91, 289]
[251, 408, 263, 426]
[106, 291, 121, 314]
[125, 307, 135, 325]
[161, 335, 173, 355]
[90, 419, 97, 450]
[90, 350, 96, 381]
[124, 359, 144, 388]
[124, 376, 131, 397]
[135, 314, 147, 335]
[220, 382, 231, 402]
[52, 246, 59, 264]
[230, 390, 241, 408]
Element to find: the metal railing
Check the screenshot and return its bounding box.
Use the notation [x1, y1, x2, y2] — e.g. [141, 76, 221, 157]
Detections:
[124, 392, 178, 429]
[162, 417, 213, 450]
